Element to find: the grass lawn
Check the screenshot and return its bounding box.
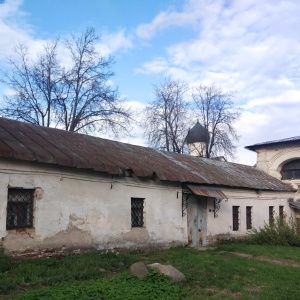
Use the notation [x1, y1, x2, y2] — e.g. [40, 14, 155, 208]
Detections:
[1, 244, 300, 299]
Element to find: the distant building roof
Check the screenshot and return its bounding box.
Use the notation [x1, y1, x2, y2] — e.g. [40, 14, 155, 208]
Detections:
[245, 136, 300, 151]
[0, 117, 294, 192]
[185, 121, 210, 144]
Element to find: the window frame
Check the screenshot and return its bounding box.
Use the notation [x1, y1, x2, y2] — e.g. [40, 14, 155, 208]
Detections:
[246, 206, 252, 230]
[269, 206, 275, 225]
[232, 206, 240, 231]
[131, 198, 145, 228]
[6, 188, 34, 230]
[282, 159, 300, 180]
[279, 205, 284, 220]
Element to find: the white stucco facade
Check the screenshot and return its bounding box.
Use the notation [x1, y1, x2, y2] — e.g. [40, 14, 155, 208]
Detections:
[205, 189, 294, 243]
[0, 159, 187, 253]
[0, 157, 296, 253]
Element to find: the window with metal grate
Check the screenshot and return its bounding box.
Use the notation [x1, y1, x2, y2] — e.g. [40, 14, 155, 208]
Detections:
[6, 189, 34, 230]
[131, 198, 144, 227]
[232, 206, 239, 231]
[269, 206, 274, 225]
[246, 206, 252, 230]
[279, 205, 284, 220]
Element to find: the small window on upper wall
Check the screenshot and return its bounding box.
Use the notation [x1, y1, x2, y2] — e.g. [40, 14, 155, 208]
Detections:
[6, 188, 34, 230]
[131, 198, 144, 227]
[232, 206, 239, 231]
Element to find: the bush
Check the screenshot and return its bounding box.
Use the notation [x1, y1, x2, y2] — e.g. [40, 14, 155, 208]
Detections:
[247, 216, 300, 246]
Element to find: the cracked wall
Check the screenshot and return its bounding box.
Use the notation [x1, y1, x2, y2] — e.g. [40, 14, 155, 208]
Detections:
[0, 159, 187, 253]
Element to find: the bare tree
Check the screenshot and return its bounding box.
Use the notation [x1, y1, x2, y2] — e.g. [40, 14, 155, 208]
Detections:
[0, 27, 131, 134]
[0, 40, 61, 127]
[192, 84, 241, 159]
[58, 28, 130, 133]
[144, 78, 189, 153]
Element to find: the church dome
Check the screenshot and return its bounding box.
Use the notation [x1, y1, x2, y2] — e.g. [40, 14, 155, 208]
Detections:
[185, 121, 210, 144]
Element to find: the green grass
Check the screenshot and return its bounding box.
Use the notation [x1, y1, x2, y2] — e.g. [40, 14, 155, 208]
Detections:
[8, 270, 182, 300]
[217, 242, 300, 262]
[2, 245, 300, 299]
[0, 250, 135, 294]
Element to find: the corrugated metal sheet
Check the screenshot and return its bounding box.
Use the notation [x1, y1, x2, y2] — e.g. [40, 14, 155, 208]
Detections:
[187, 185, 227, 199]
[0, 117, 294, 192]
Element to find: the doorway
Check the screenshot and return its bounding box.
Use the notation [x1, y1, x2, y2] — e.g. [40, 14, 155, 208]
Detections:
[187, 195, 207, 246]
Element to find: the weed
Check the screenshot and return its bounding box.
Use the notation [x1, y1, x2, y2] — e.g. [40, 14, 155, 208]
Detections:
[9, 270, 182, 300]
[247, 216, 300, 246]
[0, 249, 135, 294]
[0, 246, 13, 273]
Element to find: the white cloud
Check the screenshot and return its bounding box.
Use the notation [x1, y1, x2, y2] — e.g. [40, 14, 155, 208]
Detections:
[97, 30, 133, 57]
[136, 8, 195, 39]
[0, 0, 31, 60]
[0, 2, 133, 64]
[135, 0, 300, 165]
[0, 1, 58, 63]
[136, 57, 169, 74]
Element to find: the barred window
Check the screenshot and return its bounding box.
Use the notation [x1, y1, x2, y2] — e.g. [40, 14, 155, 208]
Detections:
[131, 198, 144, 227]
[269, 206, 274, 225]
[246, 206, 252, 230]
[279, 206, 284, 219]
[232, 206, 239, 231]
[6, 189, 34, 230]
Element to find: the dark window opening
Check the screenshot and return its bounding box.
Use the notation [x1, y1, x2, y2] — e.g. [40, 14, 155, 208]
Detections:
[279, 206, 284, 219]
[269, 206, 274, 225]
[232, 206, 239, 231]
[131, 198, 144, 227]
[6, 189, 34, 230]
[282, 159, 300, 180]
[246, 206, 252, 230]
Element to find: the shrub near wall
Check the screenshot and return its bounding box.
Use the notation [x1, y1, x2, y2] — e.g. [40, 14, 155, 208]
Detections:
[247, 216, 300, 246]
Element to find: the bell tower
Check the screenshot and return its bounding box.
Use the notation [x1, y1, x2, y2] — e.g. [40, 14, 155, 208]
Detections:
[185, 121, 210, 157]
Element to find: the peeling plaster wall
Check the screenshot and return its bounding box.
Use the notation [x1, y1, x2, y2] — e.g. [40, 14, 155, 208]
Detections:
[0, 159, 187, 253]
[206, 189, 295, 243]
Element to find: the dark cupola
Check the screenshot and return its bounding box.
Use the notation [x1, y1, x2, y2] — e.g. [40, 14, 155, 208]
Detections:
[186, 121, 210, 144]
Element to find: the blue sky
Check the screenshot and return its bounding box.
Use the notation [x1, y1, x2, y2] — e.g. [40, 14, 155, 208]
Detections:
[1, 0, 300, 165]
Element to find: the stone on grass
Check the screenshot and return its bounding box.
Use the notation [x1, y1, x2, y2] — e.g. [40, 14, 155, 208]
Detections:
[147, 263, 186, 282]
[129, 262, 149, 278]
[117, 261, 125, 268]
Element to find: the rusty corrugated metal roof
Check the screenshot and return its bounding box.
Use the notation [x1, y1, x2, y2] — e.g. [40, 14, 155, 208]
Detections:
[0, 117, 294, 192]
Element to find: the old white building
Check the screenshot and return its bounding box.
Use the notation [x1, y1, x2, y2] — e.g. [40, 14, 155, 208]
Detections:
[0, 118, 295, 254]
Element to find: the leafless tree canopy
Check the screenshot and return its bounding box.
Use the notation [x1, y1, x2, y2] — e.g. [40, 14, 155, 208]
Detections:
[144, 78, 189, 153]
[192, 84, 241, 159]
[0, 40, 61, 127]
[144, 79, 241, 159]
[0, 27, 131, 135]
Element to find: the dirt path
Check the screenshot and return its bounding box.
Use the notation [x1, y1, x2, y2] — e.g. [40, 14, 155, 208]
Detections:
[223, 251, 300, 267]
